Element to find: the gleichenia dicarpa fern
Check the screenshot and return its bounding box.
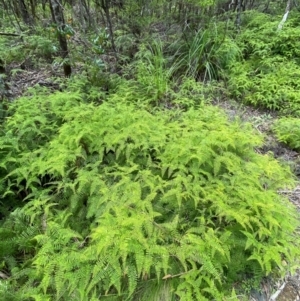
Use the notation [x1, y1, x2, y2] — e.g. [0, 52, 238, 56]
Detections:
[0, 88, 299, 301]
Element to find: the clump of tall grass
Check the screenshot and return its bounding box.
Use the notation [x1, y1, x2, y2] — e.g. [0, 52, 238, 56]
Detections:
[135, 40, 172, 102]
[169, 26, 241, 81]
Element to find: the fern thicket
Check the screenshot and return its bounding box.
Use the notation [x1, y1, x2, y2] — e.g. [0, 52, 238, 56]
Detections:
[273, 117, 300, 150]
[0, 88, 299, 300]
[227, 11, 300, 115]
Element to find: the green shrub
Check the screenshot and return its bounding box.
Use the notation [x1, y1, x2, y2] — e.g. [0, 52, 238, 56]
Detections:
[273, 117, 300, 150]
[0, 34, 58, 66]
[228, 59, 300, 112]
[0, 90, 299, 300]
[239, 11, 300, 61]
[227, 12, 300, 114]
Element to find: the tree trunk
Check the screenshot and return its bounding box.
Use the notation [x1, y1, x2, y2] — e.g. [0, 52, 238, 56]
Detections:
[236, 0, 242, 29]
[277, 0, 292, 31]
[49, 0, 72, 77]
[100, 0, 116, 53]
[29, 0, 36, 23]
[18, 0, 33, 25]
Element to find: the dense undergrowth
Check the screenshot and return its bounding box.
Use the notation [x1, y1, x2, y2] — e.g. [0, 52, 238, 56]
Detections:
[1, 1, 300, 301]
[228, 11, 300, 115]
[0, 87, 299, 301]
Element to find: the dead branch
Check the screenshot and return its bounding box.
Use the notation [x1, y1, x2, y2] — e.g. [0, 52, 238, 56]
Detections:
[0, 32, 20, 36]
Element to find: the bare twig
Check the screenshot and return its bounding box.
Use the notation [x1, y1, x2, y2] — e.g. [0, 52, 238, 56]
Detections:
[0, 32, 20, 36]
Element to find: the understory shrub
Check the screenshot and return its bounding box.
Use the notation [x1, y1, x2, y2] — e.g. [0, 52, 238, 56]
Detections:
[273, 117, 300, 150]
[0, 90, 299, 301]
[227, 12, 300, 115]
[0, 33, 58, 66]
[228, 59, 300, 113]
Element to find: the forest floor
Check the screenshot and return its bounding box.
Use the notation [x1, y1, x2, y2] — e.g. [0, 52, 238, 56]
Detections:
[4, 65, 300, 301]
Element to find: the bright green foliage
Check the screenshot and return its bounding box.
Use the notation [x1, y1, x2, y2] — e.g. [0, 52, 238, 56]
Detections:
[227, 12, 300, 114]
[0, 90, 299, 300]
[228, 59, 300, 112]
[273, 117, 300, 150]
